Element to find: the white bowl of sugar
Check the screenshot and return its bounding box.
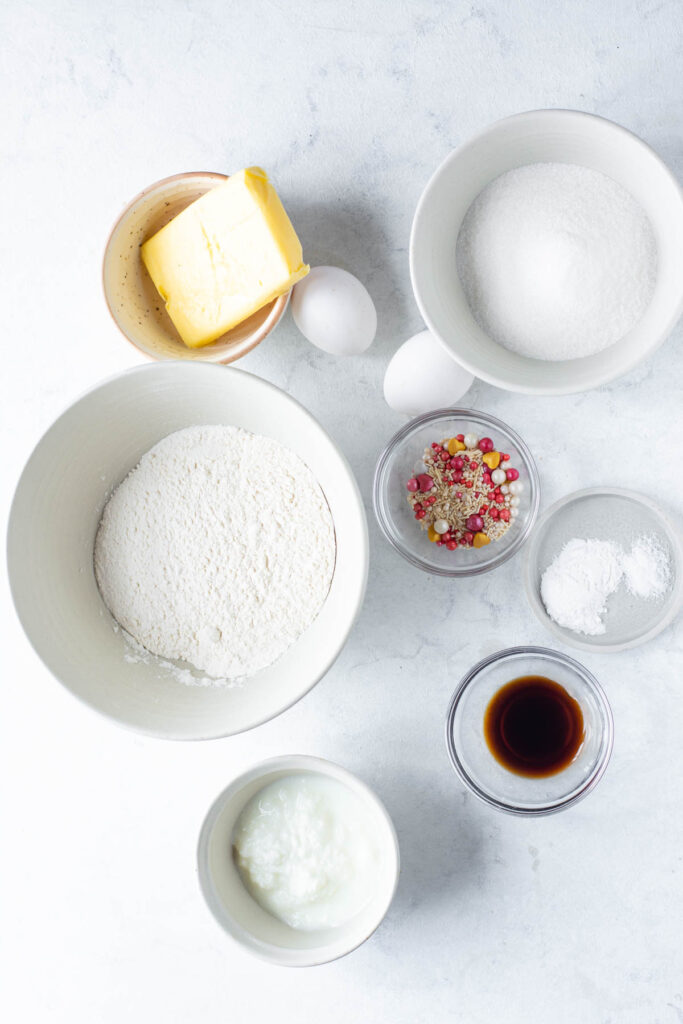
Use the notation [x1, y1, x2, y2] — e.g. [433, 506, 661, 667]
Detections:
[7, 362, 368, 739]
[410, 109, 683, 394]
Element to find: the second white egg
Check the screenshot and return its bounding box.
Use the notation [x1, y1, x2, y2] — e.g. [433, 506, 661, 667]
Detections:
[383, 330, 474, 417]
[291, 266, 377, 355]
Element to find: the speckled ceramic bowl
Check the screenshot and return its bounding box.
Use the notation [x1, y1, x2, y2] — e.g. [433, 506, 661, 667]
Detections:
[102, 172, 290, 363]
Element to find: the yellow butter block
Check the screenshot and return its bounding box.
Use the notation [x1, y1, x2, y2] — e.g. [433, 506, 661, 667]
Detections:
[141, 167, 309, 348]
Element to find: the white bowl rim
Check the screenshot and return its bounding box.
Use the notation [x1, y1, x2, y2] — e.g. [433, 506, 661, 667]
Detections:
[6, 361, 369, 740]
[196, 754, 401, 966]
[522, 485, 683, 653]
[410, 108, 683, 395]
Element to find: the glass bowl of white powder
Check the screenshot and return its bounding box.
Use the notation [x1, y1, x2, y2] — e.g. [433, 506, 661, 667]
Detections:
[524, 487, 683, 652]
[410, 109, 683, 394]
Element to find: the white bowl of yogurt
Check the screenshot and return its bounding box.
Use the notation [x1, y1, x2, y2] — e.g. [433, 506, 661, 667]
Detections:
[197, 756, 400, 966]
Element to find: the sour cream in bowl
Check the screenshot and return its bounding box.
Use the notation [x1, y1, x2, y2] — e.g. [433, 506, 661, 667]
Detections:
[197, 756, 400, 966]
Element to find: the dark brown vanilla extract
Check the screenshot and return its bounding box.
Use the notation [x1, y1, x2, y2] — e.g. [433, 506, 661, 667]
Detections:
[484, 676, 585, 778]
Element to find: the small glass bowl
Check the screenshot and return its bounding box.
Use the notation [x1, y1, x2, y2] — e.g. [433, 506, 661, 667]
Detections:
[445, 647, 614, 816]
[524, 487, 683, 653]
[373, 408, 540, 577]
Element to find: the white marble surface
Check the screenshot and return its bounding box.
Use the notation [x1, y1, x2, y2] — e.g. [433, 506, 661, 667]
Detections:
[2, 2, 683, 1021]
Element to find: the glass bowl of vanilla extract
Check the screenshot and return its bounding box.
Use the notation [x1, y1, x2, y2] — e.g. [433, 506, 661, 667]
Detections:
[445, 647, 614, 815]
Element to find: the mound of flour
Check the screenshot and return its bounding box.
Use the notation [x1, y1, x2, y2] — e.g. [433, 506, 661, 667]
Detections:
[94, 425, 335, 681]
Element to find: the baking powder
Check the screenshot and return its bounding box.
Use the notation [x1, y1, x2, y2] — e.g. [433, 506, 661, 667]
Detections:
[540, 534, 673, 636]
[540, 538, 623, 635]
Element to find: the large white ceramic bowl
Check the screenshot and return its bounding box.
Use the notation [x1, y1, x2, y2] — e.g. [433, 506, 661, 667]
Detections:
[410, 109, 683, 395]
[197, 755, 400, 966]
[7, 363, 368, 740]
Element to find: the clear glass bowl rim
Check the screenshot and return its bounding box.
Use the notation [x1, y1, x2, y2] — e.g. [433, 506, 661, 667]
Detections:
[445, 645, 614, 816]
[373, 407, 541, 577]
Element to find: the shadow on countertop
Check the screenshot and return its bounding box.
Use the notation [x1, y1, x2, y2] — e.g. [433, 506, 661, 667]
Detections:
[378, 770, 490, 919]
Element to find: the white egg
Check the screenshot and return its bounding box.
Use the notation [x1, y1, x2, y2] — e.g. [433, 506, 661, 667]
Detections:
[291, 266, 377, 355]
[383, 330, 475, 417]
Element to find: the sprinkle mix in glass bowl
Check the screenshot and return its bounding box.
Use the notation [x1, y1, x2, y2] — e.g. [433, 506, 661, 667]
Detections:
[406, 432, 523, 551]
[373, 409, 540, 577]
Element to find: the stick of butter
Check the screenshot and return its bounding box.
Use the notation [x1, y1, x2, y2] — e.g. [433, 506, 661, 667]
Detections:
[141, 167, 309, 348]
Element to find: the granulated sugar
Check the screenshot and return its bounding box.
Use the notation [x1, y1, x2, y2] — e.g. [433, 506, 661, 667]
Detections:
[94, 425, 335, 682]
[456, 162, 657, 360]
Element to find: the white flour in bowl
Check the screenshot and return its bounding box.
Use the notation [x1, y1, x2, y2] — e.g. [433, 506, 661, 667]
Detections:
[94, 425, 335, 681]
